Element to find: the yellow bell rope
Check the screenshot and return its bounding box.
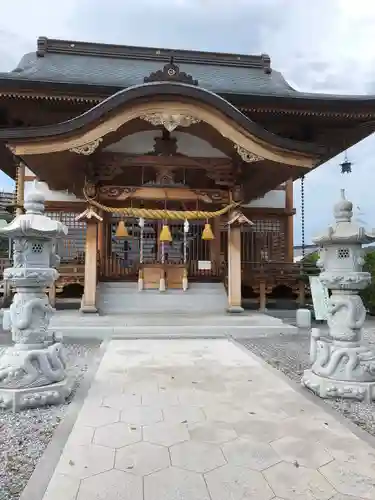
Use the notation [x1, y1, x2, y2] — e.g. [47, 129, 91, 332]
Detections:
[83, 187, 238, 221]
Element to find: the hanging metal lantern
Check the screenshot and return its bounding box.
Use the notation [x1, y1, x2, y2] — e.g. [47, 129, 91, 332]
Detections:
[115, 220, 129, 238]
[159, 224, 172, 242]
[202, 221, 215, 240]
[340, 152, 352, 174]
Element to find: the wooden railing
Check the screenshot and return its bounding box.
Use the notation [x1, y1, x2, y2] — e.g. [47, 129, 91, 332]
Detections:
[188, 260, 224, 280]
[99, 255, 225, 282]
[99, 255, 138, 281]
[242, 261, 318, 281]
[0, 257, 10, 277]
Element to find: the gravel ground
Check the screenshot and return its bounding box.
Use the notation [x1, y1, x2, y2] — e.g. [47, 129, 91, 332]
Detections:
[239, 326, 375, 437]
[0, 341, 100, 500]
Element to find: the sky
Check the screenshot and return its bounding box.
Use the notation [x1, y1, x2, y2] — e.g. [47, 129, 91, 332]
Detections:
[0, 0, 374, 243]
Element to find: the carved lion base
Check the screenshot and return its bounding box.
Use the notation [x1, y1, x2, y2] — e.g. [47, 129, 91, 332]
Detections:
[302, 369, 375, 402]
[0, 378, 72, 411]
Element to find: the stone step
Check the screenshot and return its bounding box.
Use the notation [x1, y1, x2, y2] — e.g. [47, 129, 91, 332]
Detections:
[97, 282, 228, 315]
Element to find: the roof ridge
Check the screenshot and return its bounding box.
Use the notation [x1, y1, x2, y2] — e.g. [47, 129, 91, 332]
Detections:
[36, 37, 272, 72]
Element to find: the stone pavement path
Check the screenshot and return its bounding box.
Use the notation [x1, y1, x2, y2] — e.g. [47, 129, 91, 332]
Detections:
[42, 339, 375, 500]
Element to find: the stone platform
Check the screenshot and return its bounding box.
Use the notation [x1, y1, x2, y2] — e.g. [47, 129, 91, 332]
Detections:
[39, 339, 375, 500]
[48, 310, 296, 340]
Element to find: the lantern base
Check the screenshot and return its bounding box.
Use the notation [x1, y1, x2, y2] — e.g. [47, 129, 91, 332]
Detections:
[302, 370, 375, 403]
[0, 378, 72, 412]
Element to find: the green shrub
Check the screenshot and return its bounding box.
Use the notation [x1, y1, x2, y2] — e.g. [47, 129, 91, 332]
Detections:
[361, 250, 375, 314]
[298, 250, 320, 282]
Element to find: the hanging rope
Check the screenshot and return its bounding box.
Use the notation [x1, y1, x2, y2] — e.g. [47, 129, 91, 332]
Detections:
[83, 186, 239, 221]
[301, 175, 305, 259]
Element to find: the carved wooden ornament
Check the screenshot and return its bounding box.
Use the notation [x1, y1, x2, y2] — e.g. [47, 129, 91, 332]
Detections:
[70, 138, 103, 155]
[75, 208, 103, 222]
[144, 58, 198, 86]
[227, 210, 254, 227]
[139, 113, 201, 132]
[234, 144, 263, 163]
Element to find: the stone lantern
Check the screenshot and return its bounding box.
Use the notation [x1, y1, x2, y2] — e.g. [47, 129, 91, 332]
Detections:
[0, 182, 70, 411]
[302, 189, 375, 402]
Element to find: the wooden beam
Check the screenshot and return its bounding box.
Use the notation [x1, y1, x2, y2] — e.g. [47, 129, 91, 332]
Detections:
[96, 152, 233, 170]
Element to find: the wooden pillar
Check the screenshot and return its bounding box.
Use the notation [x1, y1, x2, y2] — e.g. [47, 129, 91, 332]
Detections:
[80, 221, 99, 313]
[97, 210, 106, 264]
[259, 280, 267, 312]
[49, 283, 56, 308]
[285, 179, 294, 262]
[298, 281, 306, 307]
[227, 225, 244, 313]
[16, 162, 25, 216]
[210, 217, 221, 275]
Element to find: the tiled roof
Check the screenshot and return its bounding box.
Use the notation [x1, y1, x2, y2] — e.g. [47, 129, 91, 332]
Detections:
[0, 37, 297, 96]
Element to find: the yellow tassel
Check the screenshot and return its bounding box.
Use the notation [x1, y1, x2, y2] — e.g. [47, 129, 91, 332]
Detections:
[202, 222, 215, 240]
[116, 220, 129, 238]
[159, 224, 172, 242]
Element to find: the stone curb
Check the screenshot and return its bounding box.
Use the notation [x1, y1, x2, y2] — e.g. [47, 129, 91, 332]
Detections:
[19, 339, 108, 500]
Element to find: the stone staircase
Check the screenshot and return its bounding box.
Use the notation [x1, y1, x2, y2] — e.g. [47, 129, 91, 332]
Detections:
[97, 282, 228, 315]
[50, 281, 297, 338]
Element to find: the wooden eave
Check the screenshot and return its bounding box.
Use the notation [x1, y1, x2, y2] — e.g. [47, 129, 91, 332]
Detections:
[1, 79, 375, 119]
[0, 83, 323, 161]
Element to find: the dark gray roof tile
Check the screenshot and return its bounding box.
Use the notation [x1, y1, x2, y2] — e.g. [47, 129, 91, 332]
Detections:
[3, 51, 297, 96]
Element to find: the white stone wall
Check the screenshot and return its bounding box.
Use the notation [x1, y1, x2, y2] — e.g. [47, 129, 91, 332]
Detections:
[24, 180, 82, 202]
[243, 190, 286, 209]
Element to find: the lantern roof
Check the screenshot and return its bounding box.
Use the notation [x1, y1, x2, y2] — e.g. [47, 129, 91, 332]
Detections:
[313, 189, 375, 245]
[0, 182, 68, 239]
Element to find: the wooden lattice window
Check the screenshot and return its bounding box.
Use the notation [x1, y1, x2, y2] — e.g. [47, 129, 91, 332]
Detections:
[47, 211, 86, 263]
[241, 217, 286, 262]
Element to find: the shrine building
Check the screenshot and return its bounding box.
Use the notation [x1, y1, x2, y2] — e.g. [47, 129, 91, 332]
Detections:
[0, 37, 374, 313]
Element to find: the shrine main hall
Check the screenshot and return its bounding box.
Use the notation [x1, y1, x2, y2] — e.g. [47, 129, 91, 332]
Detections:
[0, 37, 374, 313]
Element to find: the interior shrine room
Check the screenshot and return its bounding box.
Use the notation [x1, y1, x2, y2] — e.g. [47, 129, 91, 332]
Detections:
[0, 36, 375, 313]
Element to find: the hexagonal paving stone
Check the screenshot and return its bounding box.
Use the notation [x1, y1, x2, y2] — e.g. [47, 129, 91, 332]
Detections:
[144, 466, 210, 500]
[233, 418, 285, 442]
[93, 422, 142, 448]
[170, 441, 226, 473]
[142, 390, 180, 406]
[143, 422, 189, 447]
[205, 465, 274, 500]
[330, 495, 371, 500]
[57, 444, 115, 479]
[221, 438, 280, 471]
[76, 405, 120, 428]
[77, 469, 142, 500]
[320, 460, 375, 499]
[102, 392, 141, 410]
[270, 436, 333, 468]
[43, 473, 80, 500]
[120, 406, 163, 426]
[115, 442, 170, 475]
[67, 426, 94, 446]
[162, 405, 206, 424]
[264, 461, 336, 500]
[203, 404, 250, 424]
[189, 422, 237, 444]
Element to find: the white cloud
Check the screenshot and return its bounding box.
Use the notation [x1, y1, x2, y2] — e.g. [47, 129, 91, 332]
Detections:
[0, 0, 374, 242]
